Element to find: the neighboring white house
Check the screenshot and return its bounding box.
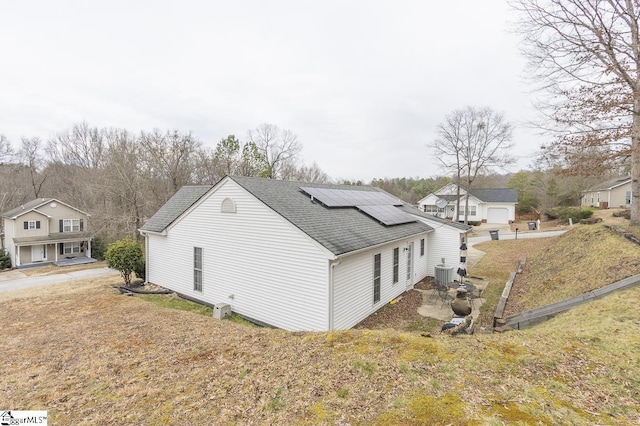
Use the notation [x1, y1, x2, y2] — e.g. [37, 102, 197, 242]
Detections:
[139, 176, 470, 332]
[581, 176, 632, 208]
[418, 183, 518, 224]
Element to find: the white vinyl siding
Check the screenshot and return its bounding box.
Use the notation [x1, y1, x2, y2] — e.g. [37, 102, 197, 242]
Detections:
[332, 236, 428, 330]
[146, 178, 333, 331]
[416, 216, 466, 277]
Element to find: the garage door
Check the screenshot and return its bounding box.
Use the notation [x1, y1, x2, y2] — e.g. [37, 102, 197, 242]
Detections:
[487, 207, 509, 224]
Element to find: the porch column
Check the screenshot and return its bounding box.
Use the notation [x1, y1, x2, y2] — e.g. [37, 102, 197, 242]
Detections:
[55, 243, 59, 262]
[15, 244, 20, 267]
[87, 239, 92, 258]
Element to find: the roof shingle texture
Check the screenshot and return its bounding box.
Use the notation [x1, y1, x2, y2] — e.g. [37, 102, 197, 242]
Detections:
[588, 176, 631, 191]
[140, 177, 445, 256]
[139, 186, 212, 233]
[470, 188, 518, 203]
[1, 198, 53, 218]
[230, 176, 435, 256]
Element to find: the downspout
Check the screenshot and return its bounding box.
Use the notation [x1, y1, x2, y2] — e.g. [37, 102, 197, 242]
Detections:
[139, 230, 149, 284]
[328, 259, 341, 330]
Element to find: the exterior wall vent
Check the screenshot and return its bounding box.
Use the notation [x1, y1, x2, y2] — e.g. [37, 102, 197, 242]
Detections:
[221, 198, 236, 213]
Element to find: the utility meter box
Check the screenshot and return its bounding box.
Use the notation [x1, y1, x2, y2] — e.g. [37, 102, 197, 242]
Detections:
[213, 303, 231, 319]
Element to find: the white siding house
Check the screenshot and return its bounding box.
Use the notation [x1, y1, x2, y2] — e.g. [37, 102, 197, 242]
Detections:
[140, 176, 470, 331]
[418, 183, 517, 224]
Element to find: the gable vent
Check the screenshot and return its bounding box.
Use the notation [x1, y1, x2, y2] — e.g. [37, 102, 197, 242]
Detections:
[221, 198, 237, 213]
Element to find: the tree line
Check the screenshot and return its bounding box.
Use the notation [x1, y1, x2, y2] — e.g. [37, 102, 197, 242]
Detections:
[0, 122, 329, 242]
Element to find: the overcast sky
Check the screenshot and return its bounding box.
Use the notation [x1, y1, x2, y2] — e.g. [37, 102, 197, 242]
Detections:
[0, 0, 543, 182]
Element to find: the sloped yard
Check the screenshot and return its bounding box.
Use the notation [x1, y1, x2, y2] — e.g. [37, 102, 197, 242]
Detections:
[2, 263, 640, 424]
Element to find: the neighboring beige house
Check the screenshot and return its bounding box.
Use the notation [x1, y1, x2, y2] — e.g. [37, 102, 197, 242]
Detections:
[0, 198, 94, 268]
[418, 183, 518, 224]
[581, 176, 632, 209]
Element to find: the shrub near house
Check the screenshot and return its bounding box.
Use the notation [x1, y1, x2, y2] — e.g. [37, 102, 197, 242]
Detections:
[105, 237, 143, 286]
[0, 250, 11, 270]
[544, 207, 593, 223]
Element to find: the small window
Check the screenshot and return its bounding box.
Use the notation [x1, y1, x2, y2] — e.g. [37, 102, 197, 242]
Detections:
[62, 219, 81, 232]
[393, 248, 399, 284]
[626, 191, 632, 205]
[373, 253, 381, 303]
[463, 205, 477, 216]
[63, 242, 81, 254]
[24, 220, 40, 230]
[194, 247, 203, 292]
[420, 239, 425, 256]
[221, 198, 237, 213]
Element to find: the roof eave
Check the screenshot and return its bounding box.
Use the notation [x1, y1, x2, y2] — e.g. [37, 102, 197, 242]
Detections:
[335, 229, 432, 259]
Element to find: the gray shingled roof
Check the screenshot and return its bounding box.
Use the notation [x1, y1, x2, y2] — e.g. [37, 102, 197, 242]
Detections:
[470, 188, 518, 203]
[588, 176, 631, 191]
[139, 185, 212, 233]
[397, 205, 472, 231]
[1, 198, 54, 218]
[140, 177, 474, 256]
[229, 176, 436, 255]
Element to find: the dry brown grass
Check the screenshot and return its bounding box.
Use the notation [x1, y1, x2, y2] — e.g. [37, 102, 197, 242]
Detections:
[507, 224, 640, 314]
[2, 271, 640, 424]
[471, 237, 559, 326]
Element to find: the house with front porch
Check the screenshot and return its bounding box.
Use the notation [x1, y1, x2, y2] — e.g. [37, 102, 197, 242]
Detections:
[0, 198, 94, 268]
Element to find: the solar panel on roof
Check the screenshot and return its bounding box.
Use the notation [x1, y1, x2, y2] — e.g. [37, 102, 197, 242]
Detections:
[356, 205, 417, 226]
[300, 187, 402, 207]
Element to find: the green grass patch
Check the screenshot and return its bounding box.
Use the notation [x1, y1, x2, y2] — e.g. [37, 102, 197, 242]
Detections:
[137, 294, 213, 316]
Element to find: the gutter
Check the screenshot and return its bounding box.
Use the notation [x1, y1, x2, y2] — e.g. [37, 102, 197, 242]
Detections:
[335, 230, 431, 259]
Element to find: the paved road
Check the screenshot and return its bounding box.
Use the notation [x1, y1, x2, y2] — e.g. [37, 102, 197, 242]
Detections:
[469, 229, 568, 244]
[467, 228, 568, 268]
[0, 267, 120, 293]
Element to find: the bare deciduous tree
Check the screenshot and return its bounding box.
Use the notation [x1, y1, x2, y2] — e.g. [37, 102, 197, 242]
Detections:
[0, 134, 13, 163]
[511, 0, 640, 224]
[47, 122, 105, 169]
[432, 107, 514, 224]
[18, 137, 48, 198]
[247, 124, 301, 179]
[139, 129, 201, 194]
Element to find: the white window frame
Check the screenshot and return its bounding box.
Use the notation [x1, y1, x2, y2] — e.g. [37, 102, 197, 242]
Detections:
[63, 219, 81, 232]
[463, 205, 477, 216]
[63, 242, 81, 254]
[194, 247, 203, 292]
[373, 253, 381, 304]
[392, 248, 399, 284]
[28, 220, 38, 230]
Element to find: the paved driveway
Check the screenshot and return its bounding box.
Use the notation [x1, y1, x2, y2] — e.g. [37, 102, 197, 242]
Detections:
[0, 267, 120, 293]
[466, 224, 568, 268]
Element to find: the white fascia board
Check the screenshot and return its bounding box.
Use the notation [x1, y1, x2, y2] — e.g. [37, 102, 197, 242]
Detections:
[336, 230, 430, 259]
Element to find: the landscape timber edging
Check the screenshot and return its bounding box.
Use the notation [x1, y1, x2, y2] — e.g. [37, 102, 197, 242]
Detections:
[503, 274, 640, 330]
